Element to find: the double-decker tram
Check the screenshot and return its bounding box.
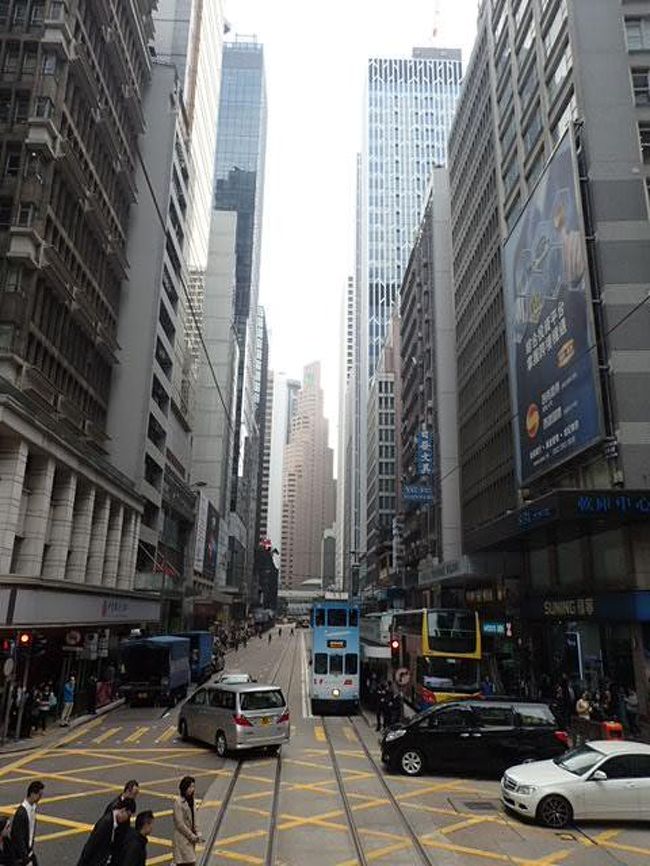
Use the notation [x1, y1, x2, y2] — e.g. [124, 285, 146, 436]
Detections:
[309, 600, 360, 713]
[391, 608, 482, 710]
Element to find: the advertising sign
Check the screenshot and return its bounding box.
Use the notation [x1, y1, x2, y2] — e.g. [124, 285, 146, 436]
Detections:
[416, 430, 434, 477]
[403, 484, 434, 504]
[203, 501, 219, 581]
[503, 131, 603, 484]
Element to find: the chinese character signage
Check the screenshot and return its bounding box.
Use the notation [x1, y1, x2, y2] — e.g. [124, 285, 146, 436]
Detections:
[416, 431, 434, 477]
[503, 131, 603, 484]
[403, 484, 434, 504]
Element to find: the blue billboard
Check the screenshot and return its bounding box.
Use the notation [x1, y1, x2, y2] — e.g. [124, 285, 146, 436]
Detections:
[503, 131, 604, 485]
[416, 430, 434, 477]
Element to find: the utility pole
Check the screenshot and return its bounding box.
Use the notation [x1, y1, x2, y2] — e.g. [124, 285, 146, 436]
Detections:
[14, 640, 31, 741]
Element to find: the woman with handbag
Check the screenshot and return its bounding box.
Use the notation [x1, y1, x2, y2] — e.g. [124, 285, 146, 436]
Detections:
[173, 777, 203, 866]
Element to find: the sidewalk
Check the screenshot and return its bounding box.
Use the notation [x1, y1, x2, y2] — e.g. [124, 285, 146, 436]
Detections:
[0, 697, 124, 755]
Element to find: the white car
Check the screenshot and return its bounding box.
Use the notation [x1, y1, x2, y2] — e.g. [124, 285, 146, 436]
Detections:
[502, 740, 650, 828]
[214, 671, 255, 684]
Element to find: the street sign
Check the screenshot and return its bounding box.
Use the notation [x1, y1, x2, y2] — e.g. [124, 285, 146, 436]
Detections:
[395, 667, 410, 687]
[403, 484, 434, 504]
[3, 658, 14, 678]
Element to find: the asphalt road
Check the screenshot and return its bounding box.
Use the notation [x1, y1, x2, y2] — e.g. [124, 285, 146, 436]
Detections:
[1, 630, 649, 865]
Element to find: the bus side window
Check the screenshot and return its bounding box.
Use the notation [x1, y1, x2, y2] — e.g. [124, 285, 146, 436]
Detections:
[314, 653, 328, 674]
[330, 654, 343, 675]
[345, 653, 358, 675]
[315, 608, 325, 627]
[349, 609, 358, 627]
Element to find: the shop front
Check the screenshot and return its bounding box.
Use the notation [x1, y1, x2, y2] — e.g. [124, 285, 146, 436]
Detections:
[523, 592, 650, 712]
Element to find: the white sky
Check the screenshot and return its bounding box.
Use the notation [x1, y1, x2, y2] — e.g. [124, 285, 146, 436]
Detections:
[225, 0, 479, 450]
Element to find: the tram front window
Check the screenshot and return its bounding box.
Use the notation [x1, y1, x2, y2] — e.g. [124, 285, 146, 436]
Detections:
[330, 654, 343, 674]
[327, 609, 347, 626]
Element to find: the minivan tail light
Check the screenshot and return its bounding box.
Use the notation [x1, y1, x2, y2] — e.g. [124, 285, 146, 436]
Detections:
[554, 730, 569, 746]
[233, 714, 253, 727]
[277, 709, 290, 724]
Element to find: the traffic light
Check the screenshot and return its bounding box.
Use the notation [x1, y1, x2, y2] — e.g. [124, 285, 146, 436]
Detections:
[0, 637, 14, 658]
[390, 637, 400, 669]
[33, 634, 48, 657]
[17, 632, 31, 648]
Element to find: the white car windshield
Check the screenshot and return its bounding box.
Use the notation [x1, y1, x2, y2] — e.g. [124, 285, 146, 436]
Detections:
[553, 745, 604, 776]
[221, 674, 250, 683]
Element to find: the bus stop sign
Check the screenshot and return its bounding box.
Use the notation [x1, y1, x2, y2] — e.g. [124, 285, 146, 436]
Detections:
[395, 667, 410, 687]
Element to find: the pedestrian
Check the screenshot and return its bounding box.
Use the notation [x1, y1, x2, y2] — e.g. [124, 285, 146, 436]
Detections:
[60, 675, 76, 726]
[11, 780, 44, 866]
[47, 685, 57, 722]
[480, 676, 494, 697]
[173, 777, 203, 866]
[119, 811, 154, 866]
[290, 627, 294, 637]
[575, 691, 591, 745]
[76, 799, 135, 866]
[35, 689, 49, 733]
[375, 681, 388, 731]
[625, 688, 640, 736]
[0, 817, 15, 866]
[88, 675, 98, 716]
[386, 685, 402, 726]
[104, 781, 140, 816]
[278, 627, 282, 638]
[268, 632, 272, 644]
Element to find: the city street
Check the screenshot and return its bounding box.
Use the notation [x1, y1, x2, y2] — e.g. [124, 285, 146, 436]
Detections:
[0, 631, 648, 865]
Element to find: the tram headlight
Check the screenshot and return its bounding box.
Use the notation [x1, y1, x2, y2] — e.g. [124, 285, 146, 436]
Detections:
[332, 688, 341, 697]
[385, 729, 406, 743]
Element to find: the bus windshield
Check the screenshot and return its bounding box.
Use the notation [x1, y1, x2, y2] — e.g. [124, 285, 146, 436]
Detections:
[427, 610, 477, 655]
[417, 656, 480, 693]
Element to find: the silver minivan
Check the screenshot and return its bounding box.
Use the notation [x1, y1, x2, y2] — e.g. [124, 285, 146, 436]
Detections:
[178, 683, 290, 756]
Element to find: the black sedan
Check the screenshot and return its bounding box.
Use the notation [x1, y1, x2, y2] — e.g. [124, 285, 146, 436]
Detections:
[380, 699, 568, 776]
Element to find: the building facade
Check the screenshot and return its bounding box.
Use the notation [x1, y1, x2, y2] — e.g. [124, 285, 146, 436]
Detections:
[213, 37, 267, 606]
[336, 276, 355, 590]
[400, 170, 461, 601]
[266, 372, 300, 557]
[280, 363, 335, 590]
[447, 0, 650, 708]
[0, 0, 160, 687]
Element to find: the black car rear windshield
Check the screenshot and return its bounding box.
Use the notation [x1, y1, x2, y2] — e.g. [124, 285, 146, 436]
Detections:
[239, 690, 284, 711]
[515, 705, 556, 727]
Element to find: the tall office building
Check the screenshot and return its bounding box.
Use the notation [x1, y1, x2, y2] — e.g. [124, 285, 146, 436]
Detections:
[281, 363, 335, 590]
[266, 373, 300, 555]
[0, 2, 162, 634]
[361, 48, 462, 383]
[154, 0, 226, 269]
[336, 277, 355, 589]
[213, 37, 267, 603]
[446, 0, 650, 709]
[258, 370, 274, 540]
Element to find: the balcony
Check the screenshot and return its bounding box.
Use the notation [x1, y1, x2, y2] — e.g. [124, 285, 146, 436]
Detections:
[25, 117, 61, 160]
[56, 138, 88, 197]
[56, 393, 84, 431]
[83, 189, 111, 241]
[21, 364, 57, 407]
[103, 237, 129, 280]
[6, 226, 43, 269]
[121, 83, 145, 133]
[69, 39, 99, 102]
[42, 6, 74, 59]
[41, 243, 73, 303]
[101, 24, 130, 87]
[70, 284, 95, 334]
[95, 320, 119, 364]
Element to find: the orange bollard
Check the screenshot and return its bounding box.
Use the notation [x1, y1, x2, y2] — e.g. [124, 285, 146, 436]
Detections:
[601, 720, 624, 740]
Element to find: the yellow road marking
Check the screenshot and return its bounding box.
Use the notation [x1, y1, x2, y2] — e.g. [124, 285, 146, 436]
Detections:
[155, 725, 177, 744]
[146, 856, 173, 866]
[440, 815, 492, 835]
[0, 718, 105, 780]
[598, 839, 650, 858]
[37, 827, 88, 842]
[212, 850, 263, 864]
[92, 727, 121, 744]
[337, 841, 411, 866]
[124, 725, 149, 743]
[314, 725, 325, 742]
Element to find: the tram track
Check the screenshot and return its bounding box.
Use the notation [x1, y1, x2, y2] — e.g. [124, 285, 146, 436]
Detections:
[200, 634, 298, 866]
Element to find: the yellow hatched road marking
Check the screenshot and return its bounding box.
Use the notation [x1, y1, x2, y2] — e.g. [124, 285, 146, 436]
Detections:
[146, 856, 173, 866]
[337, 841, 411, 866]
[37, 827, 88, 843]
[314, 725, 325, 742]
[92, 726, 121, 744]
[212, 850, 263, 864]
[155, 725, 177, 743]
[124, 725, 149, 743]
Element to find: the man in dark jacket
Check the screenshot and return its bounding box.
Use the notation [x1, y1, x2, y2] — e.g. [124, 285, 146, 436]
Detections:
[103, 782, 139, 816]
[375, 681, 389, 731]
[11, 781, 44, 866]
[117, 812, 153, 866]
[76, 799, 135, 866]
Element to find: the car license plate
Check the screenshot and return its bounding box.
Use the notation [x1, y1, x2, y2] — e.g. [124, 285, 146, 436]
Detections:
[260, 716, 271, 726]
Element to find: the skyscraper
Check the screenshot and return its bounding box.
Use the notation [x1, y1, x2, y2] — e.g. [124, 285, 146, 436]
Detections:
[281, 363, 335, 590]
[213, 37, 267, 603]
[361, 48, 462, 382]
[266, 373, 301, 554]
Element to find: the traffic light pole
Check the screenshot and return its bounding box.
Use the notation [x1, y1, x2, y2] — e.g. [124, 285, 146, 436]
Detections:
[14, 649, 31, 742]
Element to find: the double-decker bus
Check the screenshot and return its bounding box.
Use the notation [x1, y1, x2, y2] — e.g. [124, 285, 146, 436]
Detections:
[309, 601, 360, 713]
[391, 608, 482, 709]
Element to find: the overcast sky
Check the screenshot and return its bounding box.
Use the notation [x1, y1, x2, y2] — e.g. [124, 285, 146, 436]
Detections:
[225, 0, 479, 449]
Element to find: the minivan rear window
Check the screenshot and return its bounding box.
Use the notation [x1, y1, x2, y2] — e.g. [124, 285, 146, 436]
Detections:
[239, 690, 284, 711]
[516, 705, 556, 727]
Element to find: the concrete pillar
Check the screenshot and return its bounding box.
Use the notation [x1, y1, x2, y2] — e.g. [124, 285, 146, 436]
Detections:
[15, 455, 55, 576]
[102, 502, 124, 588]
[41, 470, 77, 581]
[66, 485, 96, 583]
[0, 439, 28, 573]
[117, 509, 136, 590]
[86, 492, 110, 585]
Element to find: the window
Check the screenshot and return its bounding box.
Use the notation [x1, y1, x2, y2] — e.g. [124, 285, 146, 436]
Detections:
[30, 2, 44, 25]
[239, 690, 284, 711]
[34, 95, 52, 118]
[314, 608, 325, 627]
[3, 43, 19, 74]
[41, 52, 57, 75]
[4, 265, 23, 291]
[0, 201, 13, 228]
[516, 705, 556, 727]
[0, 90, 10, 122]
[474, 705, 514, 727]
[329, 654, 343, 675]
[314, 653, 328, 675]
[327, 609, 347, 627]
[17, 203, 33, 226]
[14, 91, 29, 122]
[349, 609, 358, 627]
[600, 756, 636, 780]
[21, 46, 37, 75]
[344, 654, 358, 675]
[4, 149, 21, 177]
[12, 2, 27, 26]
[190, 689, 207, 706]
[639, 122, 650, 164]
[432, 707, 473, 728]
[625, 17, 650, 52]
[630, 755, 650, 778]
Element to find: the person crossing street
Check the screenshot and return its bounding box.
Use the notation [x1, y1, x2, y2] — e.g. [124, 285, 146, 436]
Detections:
[11, 780, 44, 866]
[119, 811, 154, 866]
[173, 777, 203, 866]
[76, 799, 135, 866]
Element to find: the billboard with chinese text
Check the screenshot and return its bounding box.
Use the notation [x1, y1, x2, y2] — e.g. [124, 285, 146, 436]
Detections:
[503, 131, 603, 485]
